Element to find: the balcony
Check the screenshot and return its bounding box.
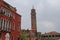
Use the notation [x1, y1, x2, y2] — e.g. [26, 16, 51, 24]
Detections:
[0, 27, 11, 33]
[3, 28, 11, 33]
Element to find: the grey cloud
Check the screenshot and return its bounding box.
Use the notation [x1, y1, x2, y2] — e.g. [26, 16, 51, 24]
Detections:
[5, 0, 60, 33]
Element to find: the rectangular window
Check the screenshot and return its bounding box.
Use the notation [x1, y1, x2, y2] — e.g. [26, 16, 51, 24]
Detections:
[12, 36, 14, 40]
[0, 19, 2, 29]
[4, 20, 6, 31]
[18, 24, 20, 32]
[0, 19, 1, 29]
[13, 14, 15, 19]
[0, 9, 1, 12]
[0, 33, 2, 40]
[6, 21, 9, 31]
[1, 19, 3, 29]
[18, 37, 20, 40]
[3, 20, 6, 30]
[18, 17, 21, 22]
[4, 10, 8, 16]
[9, 13, 11, 17]
[0, 19, 5, 30]
[2, 19, 4, 30]
[3, 20, 7, 31]
[10, 14, 13, 20]
[7, 21, 10, 31]
[8, 22, 10, 31]
[2, 19, 10, 32]
[1, 9, 14, 19]
[12, 23, 15, 30]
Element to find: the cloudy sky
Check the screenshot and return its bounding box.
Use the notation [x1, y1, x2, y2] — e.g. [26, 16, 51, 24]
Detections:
[4, 0, 60, 33]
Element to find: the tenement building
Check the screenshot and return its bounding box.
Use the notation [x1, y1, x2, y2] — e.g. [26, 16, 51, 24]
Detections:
[41, 31, 60, 40]
[0, 0, 21, 40]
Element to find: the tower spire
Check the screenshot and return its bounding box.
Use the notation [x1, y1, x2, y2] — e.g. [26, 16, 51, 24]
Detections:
[32, 5, 34, 9]
[31, 6, 37, 33]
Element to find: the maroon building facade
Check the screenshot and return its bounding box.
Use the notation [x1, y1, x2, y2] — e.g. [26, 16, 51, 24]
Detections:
[0, 0, 21, 40]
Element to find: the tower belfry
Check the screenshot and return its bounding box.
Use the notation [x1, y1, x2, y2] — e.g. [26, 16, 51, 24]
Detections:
[31, 7, 37, 33]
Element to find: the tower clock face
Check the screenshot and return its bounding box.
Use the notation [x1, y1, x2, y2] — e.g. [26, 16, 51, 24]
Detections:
[32, 13, 35, 16]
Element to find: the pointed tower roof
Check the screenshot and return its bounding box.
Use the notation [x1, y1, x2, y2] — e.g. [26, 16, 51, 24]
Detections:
[31, 6, 36, 13]
[32, 6, 34, 9]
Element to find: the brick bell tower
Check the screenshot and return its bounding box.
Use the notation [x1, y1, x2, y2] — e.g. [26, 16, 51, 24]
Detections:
[31, 7, 37, 33]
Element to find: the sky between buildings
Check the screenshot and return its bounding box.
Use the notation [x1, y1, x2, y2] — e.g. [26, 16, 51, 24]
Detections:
[4, 0, 60, 33]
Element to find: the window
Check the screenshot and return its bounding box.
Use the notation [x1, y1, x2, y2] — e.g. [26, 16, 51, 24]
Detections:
[49, 35, 51, 37]
[8, 22, 10, 31]
[12, 36, 14, 40]
[18, 17, 21, 22]
[2, 19, 4, 30]
[58, 35, 60, 37]
[4, 9, 9, 17]
[13, 14, 15, 19]
[1, 9, 14, 19]
[4, 20, 7, 31]
[2, 9, 5, 14]
[0, 9, 1, 13]
[18, 24, 20, 31]
[56, 35, 60, 37]
[6, 21, 10, 31]
[0, 18, 11, 31]
[3, 19, 5, 30]
[52, 35, 54, 37]
[6, 20, 8, 31]
[12, 23, 15, 30]
[0, 9, 4, 15]
[17, 37, 20, 40]
[1, 19, 3, 30]
[0, 33, 2, 40]
[0, 19, 1, 29]
[0, 19, 2, 29]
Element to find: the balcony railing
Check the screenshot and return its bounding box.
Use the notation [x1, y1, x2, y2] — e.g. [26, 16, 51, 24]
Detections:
[0, 27, 11, 33]
[3, 27, 10, 31]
